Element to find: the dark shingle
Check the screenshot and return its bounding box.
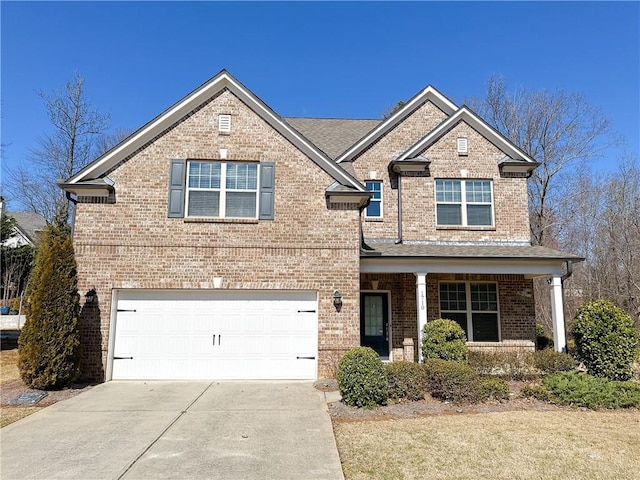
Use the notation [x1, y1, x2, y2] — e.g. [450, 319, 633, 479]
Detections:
[364, 240, 583, 261]
[284, 118, 381, 160]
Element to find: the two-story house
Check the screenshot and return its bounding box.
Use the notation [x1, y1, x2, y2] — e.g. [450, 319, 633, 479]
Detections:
[59, 71, 581, 382]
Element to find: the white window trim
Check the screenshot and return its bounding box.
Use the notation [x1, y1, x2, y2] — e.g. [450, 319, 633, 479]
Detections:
[186, 161, 260, 219]
[438, 281, 501, 342]
[364, 180, 383, 219]
[435, 179, 494, 227]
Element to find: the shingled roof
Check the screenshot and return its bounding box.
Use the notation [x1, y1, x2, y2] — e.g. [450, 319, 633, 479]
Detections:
[6, 211, 47, 244]
[284, 118, 381, 160]
[363, 240, 583, 261]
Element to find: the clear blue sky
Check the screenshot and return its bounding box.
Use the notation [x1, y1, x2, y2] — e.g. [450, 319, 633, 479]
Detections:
[1, 1, 638, 191]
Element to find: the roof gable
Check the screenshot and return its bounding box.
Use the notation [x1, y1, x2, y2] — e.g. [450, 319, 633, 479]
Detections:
[397, 106, 537, 164]
[336, 85, 458, 164]
[66, 70, 366, 192]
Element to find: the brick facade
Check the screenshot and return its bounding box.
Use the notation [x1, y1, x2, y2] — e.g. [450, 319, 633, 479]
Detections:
[355, 103, 530, 243]
[361, 272, 536, 361]
[74, 89, 362, 380]
[69, 74, 551, 382]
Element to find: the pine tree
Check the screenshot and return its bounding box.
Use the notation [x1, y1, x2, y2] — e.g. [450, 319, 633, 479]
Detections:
[18, 220, 80, 389]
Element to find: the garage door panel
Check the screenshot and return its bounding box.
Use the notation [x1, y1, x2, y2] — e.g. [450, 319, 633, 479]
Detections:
[112, 290, 317, 380]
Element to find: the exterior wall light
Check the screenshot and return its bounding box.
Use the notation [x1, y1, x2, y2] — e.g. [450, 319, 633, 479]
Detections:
[85, 288, 97, 305]
[333, 290, 343, 312]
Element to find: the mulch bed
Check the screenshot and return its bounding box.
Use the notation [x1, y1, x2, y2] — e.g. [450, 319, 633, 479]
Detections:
[316, 379, 569, 422]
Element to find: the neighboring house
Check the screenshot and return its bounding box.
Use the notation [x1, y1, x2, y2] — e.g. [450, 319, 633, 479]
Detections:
[0, 209, 47, 248]
[59, 70, 582, 382]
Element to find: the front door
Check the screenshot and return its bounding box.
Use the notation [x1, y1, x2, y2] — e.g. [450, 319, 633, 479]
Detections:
[360, 293, 389, 359]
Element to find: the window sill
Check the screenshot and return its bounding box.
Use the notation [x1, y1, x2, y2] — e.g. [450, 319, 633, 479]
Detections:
[364, 217, 384, 222]
[436, 226, 496, 231]
[184, 217, 259, 224]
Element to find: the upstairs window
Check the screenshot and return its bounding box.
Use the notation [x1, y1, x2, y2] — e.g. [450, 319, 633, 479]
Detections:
[435, 179, 493, 227]
[187, 161, 258, 218]
[365, 181, 383, 219]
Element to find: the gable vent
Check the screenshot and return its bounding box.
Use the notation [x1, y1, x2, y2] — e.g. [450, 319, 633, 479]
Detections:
[218, 114, 231, 133]
[457, 137, 468, 155]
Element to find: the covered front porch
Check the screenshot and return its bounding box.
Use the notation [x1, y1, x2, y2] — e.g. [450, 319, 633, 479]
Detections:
[359, 242, 582, 361]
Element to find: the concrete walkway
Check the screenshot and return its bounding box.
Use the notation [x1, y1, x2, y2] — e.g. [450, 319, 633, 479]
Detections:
[1, 381, 344, 480]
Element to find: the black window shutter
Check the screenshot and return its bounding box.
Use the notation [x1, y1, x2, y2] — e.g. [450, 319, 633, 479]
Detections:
[259, 162, 275, 220]
[168, 159, 186, 218]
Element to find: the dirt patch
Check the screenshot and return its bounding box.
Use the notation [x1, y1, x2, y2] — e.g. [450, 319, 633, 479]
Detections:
[327, 381, 570, 422]
[0, 347, 95, 427]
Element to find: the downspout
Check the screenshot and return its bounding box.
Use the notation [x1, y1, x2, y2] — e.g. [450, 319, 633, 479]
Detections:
[561, 260, 573, 284]
[66, 191, 78, 237]
[395, 173, 403, 244]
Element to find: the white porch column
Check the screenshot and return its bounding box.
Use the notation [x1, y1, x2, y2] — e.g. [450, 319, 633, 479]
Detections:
[549, 275, 567, 353]
[416, 273, 428, 362]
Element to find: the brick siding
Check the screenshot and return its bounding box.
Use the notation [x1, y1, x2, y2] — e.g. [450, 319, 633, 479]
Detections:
[74, 89, 361, 380]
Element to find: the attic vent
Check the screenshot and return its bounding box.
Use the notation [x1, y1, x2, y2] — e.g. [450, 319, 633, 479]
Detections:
[218, 114, 231, 133]
[457, 137, 468, 155]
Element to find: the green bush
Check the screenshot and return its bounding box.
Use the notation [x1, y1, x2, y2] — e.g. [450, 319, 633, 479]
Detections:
[535, 323, 553, 350]
[570, 300, 639, 381]
[337, 347, 388, 408]
[421, 319, 468, 362]
[477, 377, 510, 402]
[543, 371, 640, 409]
[532, 349, 576, 374]
[18, 223, 81, 389]
[423, 359, 480, 403]
[520, 384, 555, 402]
[386, 361, 426, 402]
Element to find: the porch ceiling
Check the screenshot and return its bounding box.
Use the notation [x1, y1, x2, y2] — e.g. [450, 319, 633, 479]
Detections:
[360, 240, 583, 277]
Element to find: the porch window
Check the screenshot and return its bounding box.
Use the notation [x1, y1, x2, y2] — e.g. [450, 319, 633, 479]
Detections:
[435, 179, 493, 226]
[365, 181, 383, 219]
[187, 161, 258, 218]
[439, 282, 499, 342]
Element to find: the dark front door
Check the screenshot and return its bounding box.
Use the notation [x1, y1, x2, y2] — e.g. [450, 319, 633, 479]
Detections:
[360, 293, 389, 358]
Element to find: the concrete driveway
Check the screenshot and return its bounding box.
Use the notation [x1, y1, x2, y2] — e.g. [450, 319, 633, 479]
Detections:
[1, 381, 344, 480]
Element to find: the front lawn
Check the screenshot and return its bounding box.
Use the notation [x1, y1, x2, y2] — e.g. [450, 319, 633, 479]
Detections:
[334, 410, 640, 480]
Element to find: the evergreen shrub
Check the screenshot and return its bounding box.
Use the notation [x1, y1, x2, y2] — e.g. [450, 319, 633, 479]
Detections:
[386, 361, 425, 402]
[543, 371, 640, 409]
[421, 319, 468, 362]
[18, 223, 81, 389]
[570, 300, 639, 380]
[337, 347, 388, 408]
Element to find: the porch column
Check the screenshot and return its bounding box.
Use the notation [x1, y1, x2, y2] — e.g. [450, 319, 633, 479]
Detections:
[416, 273, 428, 362]
[549, 275, 567, 353]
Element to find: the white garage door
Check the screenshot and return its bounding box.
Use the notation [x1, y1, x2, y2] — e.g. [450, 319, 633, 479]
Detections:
[111, 290, 318, 380]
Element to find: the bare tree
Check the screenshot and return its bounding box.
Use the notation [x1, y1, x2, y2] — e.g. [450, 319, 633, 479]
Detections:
[470, 76, 614, 246]
[7, 73, 110, 224]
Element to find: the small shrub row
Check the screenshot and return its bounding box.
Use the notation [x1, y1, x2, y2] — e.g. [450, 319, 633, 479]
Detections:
[385, 361, 425, 402]
[423, 359, 509, 404]
[468, 349, 575, 380]
[337, 348, 510, 407]
[542, 371, 640, 409]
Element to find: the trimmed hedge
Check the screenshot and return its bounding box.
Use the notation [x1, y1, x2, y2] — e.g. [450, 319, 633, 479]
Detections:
[468, 350, 575, 380]
[386, 361, 426, 402]
[421, 319, 468, 362]
[337, 347, 388, 408]
[571, 300, 639, 381]
[423, 359, 479, 403]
